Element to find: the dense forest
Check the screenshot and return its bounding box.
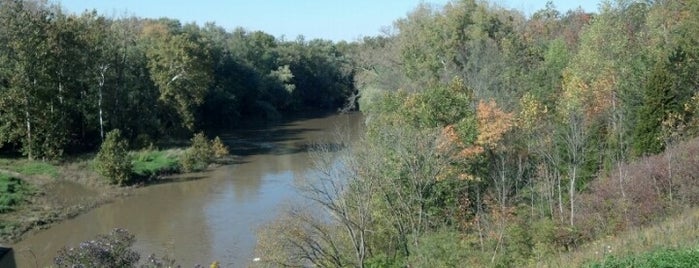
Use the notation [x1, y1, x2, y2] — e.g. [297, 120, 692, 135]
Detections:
[255, 0, 699, 267]
[0, 0, 355, 159]
[2, 0, 699, 267]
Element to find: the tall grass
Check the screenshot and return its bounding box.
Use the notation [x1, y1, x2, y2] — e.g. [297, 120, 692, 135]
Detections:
[0, 174, 32, 213]
[0, 158, 58, 178]
[539, 207, 699, 267]
[130, 149, 181, 178]
[585, 246, 699, 268]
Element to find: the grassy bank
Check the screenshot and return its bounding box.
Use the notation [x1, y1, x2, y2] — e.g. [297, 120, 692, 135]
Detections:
[0, 174, 32, 213]
[0, 157, 129, 243]
[0, 148, 180, 243]
[537, 207, 699, 267]
[586, 247, 699, 268]
[0, 158, 58, 178]
[0, 134, 230, 244]
[130, 149, 182, 180]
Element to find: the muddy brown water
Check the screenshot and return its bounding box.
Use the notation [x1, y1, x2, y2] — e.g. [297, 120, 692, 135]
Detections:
[10, 113, 363, 268]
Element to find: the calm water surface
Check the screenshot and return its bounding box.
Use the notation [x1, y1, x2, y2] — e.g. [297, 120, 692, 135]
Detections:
[12, 113, 363, 267]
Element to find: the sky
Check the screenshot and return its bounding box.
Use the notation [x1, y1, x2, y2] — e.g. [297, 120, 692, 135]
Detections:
[56, 0, 603, 42]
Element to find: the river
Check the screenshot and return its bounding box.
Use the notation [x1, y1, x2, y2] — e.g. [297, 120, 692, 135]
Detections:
[11, 112, 363, 268]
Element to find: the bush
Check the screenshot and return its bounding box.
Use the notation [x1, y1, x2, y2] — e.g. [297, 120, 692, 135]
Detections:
[211, 136, 229, 158]
[180, 132, 213, 172]
[578, 137, 699, 238]
[408, 230, 472, 267]
[95, 129, 133, 185]
[54, 228, 192, 268]
[54, 228, 140, 268]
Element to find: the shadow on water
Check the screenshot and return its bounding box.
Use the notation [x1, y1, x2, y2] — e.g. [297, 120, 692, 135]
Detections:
[221, 127, 322, 157]
[202, 110, 361, 159]
[143, 174, 209, 186]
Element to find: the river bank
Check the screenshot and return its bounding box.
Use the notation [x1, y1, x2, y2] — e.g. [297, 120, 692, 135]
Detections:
[5, 112, 362, 267]
[0, 146, 233, 245]
[0, 158, 134, 244]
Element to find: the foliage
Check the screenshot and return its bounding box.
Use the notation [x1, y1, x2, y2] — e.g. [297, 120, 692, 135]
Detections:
[407, 230, 472, 267]
[0, 174, 32, 213]
[54, 228, 140, 268]
[585, 247, 699, 268]
[130, 149, 180, 178]
[542, 206, 699, 267]
[3, 0, 699, 266]
[0, 4, 355, 158]
[180, 132, 213, 172]
[53, 228, 187, 268]
[579, 137, 699, 238]
[265, 0, 699, 267]
[94, 129, 132, 185]
[143, 21, 214, 130]
[211, 136, 229, 158]
[0, 158, 59, 178]
[632, 63, 674, 156]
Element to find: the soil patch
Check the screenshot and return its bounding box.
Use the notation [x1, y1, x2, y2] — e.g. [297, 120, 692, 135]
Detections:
[0, 162, 133, 244]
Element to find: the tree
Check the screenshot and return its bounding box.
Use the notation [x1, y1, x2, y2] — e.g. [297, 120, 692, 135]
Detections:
[633, 63, 674, 156]
[257, 140, 376, 268]
[180, 132, 213, 172]
[0, 0, 53, 159]
[95, 129, 132, 185]
[143, 21, 213, 130]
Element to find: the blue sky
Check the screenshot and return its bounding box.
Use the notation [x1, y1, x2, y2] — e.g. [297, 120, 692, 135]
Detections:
[56, 0, 602, 42]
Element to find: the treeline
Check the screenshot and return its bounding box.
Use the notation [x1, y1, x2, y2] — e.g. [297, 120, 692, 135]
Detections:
[257, 0, 699, 267]
[0, 0, 355, 159]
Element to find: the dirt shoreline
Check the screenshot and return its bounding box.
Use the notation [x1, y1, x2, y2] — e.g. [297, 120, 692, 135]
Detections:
[0, 158, 227, 246]
[0, 164, 135, 245]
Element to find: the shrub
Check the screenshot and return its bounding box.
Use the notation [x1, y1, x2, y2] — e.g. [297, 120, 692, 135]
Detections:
[180, 132, 213, 172]
[54, 228, 187, 268]
[94, 129, 133, 185]
[408, 230, 472, 267]
[54, 228, 140, 268]
[211, 136, 229, 158]
[578, 137, 699, 239]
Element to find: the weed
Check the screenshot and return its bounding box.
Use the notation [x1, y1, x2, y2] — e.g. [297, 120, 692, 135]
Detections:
[0, 158, 58, 178]
[0, 174, 32, 213]
[130, 149, 180, 178]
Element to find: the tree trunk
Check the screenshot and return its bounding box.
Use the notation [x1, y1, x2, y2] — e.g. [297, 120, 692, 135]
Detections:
[25, 80, 34, 160]
[98, 64, 109, 141]
[557, 169, 563, 221]
[25, 99, 32, 160]
[569, 165, 576, 226]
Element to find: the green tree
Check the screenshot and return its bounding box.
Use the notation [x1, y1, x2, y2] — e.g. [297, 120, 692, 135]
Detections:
[632, 63, 675, 156]
[143, 21, 213, 130]
[95, 129, 132, 185]
[0, 0, 53, 159]
[180, 132, 213, 172]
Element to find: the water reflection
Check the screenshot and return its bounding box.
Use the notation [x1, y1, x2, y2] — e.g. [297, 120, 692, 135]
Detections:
[11, 112, 362, 267]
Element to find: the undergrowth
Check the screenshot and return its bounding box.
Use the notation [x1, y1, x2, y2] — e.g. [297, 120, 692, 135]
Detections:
[130, 149, 181, 179]
[0, 158, 58, 178]
[0, 174, 33, 213]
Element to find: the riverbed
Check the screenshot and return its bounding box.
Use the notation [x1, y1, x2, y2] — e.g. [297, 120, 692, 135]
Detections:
[11, 112, 363, 267]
